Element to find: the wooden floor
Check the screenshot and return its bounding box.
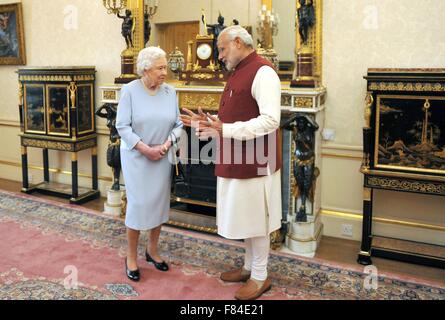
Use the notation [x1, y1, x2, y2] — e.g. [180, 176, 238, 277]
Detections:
[2, 178, 444, 286]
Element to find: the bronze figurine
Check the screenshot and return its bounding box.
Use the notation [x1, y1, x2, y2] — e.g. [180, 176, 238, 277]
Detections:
[117, 9, 135, 49]
[96, 104, 121, 191]
[297, 0, 315, 45]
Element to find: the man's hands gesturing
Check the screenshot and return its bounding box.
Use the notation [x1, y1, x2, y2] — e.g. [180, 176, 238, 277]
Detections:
[180, 107, 222, 140]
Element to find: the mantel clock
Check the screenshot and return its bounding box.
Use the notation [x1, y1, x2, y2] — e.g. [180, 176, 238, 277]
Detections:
[179, 34, 228, 84]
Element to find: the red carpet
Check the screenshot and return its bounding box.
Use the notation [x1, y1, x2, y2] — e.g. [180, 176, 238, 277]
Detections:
[0, 189, 444, 300]
[0, 219, 259, 300]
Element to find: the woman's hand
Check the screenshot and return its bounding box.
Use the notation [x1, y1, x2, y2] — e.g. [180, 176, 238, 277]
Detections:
[135, 141, 165, 161]
[162, 140, 172, 152]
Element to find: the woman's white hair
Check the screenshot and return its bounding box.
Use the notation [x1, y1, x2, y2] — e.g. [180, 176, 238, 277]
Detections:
[218, 25, 253, 48]
[136, 46, 166, 76]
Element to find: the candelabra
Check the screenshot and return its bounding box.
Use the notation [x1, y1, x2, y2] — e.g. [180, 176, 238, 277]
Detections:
[103, 0, 128, 14]
[102, 0, 140, 84]
[144, 0, 158, 16]
[256, 4, 279, 49]
[256, 5, 279, 70]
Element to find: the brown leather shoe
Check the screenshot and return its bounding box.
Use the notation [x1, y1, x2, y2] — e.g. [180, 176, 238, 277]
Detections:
[220, 268, 251, 282]
[234, 278, 272, 300]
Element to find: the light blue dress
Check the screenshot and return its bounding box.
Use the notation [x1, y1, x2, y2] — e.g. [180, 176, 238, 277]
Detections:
[116, 80, 183, 231]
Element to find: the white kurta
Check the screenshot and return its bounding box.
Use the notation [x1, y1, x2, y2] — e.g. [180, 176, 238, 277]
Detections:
[217, 65, 282, 240]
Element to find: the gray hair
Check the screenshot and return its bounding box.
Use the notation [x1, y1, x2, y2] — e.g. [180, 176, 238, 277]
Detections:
[218, 25, 253, 48]
[136, 46, 166, 76]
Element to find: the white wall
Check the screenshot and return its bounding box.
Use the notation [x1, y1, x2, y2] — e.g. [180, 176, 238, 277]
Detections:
[0, 0, 443, 244]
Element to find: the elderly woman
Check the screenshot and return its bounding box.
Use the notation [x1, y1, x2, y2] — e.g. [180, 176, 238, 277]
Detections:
[116, 46, 183, 282]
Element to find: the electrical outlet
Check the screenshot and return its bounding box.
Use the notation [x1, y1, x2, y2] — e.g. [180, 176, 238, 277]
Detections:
[29, 174, 33, 184]
[341, 224, 353, 237]
[322, 128, 336, 141]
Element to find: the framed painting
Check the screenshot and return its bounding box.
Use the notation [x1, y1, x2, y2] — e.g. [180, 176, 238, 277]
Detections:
[0, 3, 26, 65]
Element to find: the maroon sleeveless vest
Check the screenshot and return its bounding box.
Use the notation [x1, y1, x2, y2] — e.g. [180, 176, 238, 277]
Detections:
[215, 52, 282, 179]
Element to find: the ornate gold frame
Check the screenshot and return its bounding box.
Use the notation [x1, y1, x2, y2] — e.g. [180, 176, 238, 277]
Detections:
[23, 84, 45, 134]
[76, 83, 95, 135]
[46, 85, 71, 137]
[374, 94, 445, 175]
[126, 0, 145, 65]
[0, 3, 26, 65]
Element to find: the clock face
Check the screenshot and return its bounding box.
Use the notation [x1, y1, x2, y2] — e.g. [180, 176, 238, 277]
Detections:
[197, 43, 212, 60]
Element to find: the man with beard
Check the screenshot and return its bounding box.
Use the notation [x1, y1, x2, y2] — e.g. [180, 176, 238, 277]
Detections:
[180, 25, 282, 300]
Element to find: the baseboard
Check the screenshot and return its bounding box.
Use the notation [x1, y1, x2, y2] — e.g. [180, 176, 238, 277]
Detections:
[321, 208, 445, 246]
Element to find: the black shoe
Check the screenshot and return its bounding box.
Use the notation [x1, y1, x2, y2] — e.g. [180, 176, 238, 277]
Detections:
[145, 251, 169, 271]
[125, 258, 140, 282]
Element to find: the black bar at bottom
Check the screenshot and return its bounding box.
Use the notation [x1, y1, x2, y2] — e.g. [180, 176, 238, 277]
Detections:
[373, 248, 445, 269]
[21, 153, 29, 190]
[43, 148, 49, 182]
[92, 154, 98, 190]
[72, 160, 78, 198]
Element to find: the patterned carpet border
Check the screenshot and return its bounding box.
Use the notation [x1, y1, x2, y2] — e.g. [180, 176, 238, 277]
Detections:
[0, 189, 444, 300]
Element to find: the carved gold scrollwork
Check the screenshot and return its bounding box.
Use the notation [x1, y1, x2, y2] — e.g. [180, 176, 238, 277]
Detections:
[363, 188, 372, 201]
[364, 92, 373, 128]
[361, 153, 370, 172]
[369, 82, 445, 92]
[281, 95, 292, 107]
[18, 81, 23, 105]
[190, 73, 213, 80]
[74, 75, 94, 81]
[19, 75, 72, 82]
[367, 177, 445, 195]
[21, 138, 73, 151]
[294, 97, 313, 108]
[270, 230, 283, 250]
[179, 93, 221, 111]
[167, 219, 217, 234]
[103, 90, 117, 100]
[69, 82, 77, 109]
[75, 139, 96, 151]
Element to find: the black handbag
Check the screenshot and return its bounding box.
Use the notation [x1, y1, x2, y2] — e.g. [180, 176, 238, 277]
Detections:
[170, 132, 186, 188]
[172, 149, 185, 185]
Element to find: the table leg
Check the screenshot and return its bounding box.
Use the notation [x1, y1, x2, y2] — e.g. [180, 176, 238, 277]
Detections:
[358, 186, 373, 265]
[21, 146, 29, 191]
[92, 147, 98, 190]
[71, 152, 78, 200]
[43, 148, 50, 182]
